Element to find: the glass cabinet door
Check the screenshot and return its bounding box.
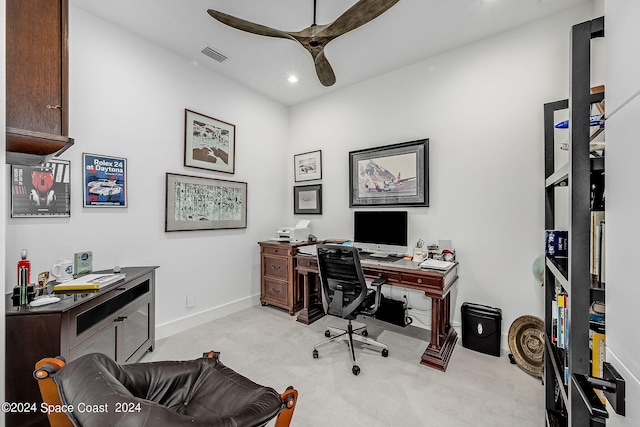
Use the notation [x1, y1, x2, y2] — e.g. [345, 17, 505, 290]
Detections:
[122, 302, 150, 362]
[70, 321, 117, 361]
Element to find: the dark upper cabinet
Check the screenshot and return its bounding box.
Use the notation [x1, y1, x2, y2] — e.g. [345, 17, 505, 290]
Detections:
[5, 0, 73, 165]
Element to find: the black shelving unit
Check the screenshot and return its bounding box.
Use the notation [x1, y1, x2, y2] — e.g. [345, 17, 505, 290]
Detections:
[543, 16, 605, 427]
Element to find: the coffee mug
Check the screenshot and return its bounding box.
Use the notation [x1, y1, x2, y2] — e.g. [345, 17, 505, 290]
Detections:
[51, 259, 73, 282]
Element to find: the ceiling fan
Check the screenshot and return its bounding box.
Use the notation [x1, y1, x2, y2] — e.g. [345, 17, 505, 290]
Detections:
[207, 0, 400, 87]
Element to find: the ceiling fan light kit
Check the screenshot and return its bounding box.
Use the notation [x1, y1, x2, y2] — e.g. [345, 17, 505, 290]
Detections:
[207, 0, 400, 87]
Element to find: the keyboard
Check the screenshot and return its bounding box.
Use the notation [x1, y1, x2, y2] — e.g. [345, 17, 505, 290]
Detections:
[419, 259, 455, 271]
[369, 252, 389, 258]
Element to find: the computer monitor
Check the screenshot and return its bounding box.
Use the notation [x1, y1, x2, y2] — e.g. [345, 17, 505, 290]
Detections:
[353, 211, 408, 256]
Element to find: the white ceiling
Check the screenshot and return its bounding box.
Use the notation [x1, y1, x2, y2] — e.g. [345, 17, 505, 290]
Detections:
[71, 0, 590, 106]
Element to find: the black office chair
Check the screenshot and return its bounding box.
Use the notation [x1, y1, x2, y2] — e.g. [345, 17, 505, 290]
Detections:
[312, 244, 389, 375]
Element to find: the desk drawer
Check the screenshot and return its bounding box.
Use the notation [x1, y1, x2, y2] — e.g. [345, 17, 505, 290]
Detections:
[400, 272, 440, 288]
[263, 256, 288, 279]
[297, 256, 317, 269]
[262, 246, 290, 257]
[263, 278, 288, 305]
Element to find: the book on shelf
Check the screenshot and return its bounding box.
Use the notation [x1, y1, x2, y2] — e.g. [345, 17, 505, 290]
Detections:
[590, 211, 605, 276]
[557, 293, 568, 350]
[551, 299, 558, 344]
[590, 330, 606, 404]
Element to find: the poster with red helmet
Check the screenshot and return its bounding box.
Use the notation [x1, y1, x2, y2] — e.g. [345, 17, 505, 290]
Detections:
[11, 160, 71, 217]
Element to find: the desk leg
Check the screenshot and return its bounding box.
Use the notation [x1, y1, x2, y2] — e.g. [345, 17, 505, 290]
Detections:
[296, 271, 324, 325]
[420, 293, 458, 372]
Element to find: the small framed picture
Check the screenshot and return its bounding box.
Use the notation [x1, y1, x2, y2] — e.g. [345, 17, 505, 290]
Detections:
[294, 150, 322, 182]
[294, 184, 322, 214]
[184, 109, 236, 174]
[165, 173, 247, 231]
[83, 153, 127, 208]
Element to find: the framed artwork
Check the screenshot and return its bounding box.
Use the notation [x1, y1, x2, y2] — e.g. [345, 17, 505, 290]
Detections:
[294, 150, 322, 182]
[294, 184, 322, 214]
[349, 139, 429, 207]
[11, 159, 71, 217]
[165, 173, 247, 231]
[184, 109, 236, 174]
[83, 153, 127, 207]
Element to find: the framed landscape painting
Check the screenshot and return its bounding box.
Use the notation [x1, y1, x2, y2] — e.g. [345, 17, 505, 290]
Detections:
[184, 109, 236, 174]
[294, 150, 322, 182]
[349, 139, 429, 207]
[165, 173, 247, 231]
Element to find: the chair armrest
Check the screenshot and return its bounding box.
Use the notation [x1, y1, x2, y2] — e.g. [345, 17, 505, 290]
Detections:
[275, 386, 298, 427]
[360, 277, 387, 316]
[371, 277, 388, 287]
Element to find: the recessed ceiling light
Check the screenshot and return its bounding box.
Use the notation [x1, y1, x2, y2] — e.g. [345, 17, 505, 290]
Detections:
[288, 75, 299, 84]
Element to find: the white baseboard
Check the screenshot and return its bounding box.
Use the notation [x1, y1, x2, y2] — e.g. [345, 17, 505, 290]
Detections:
[155, 294, 261, 340]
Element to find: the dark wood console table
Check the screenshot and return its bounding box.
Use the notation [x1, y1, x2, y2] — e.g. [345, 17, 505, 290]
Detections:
[295, 253, 459, 372]
[5, 266, 157, 427]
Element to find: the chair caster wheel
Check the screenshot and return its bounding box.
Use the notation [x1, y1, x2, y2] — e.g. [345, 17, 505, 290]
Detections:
[324, 330, 331, 338]
[361, 330, 368, 337]
[382, 349, 389, 357]
[313, 350, 319, 359]
[352, 365, 360, 376]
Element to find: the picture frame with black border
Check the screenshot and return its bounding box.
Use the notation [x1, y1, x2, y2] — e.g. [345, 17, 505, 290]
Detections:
[184, 109, 236, 174]
[83, 153, 127, 208]
[10, 159, 71, 217]
[349, 139, 428, 207]
[294, 184, 322, 214]
[165, 172, 247, 231]
[294, 150, 322, 182]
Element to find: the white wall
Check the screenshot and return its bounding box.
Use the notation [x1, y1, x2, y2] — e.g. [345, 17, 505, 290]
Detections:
[3, 2, 601, 350]
[4, 6, 290, 338]
[605, 0, 640, 424]
[287, 3, 598, 343]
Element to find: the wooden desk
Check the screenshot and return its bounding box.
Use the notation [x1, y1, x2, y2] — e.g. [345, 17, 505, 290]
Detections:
[295, 253, 459, 372]
[258, 241, 317, 315]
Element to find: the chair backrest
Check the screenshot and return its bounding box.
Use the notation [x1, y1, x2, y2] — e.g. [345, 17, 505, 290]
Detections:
[316, 244, 368, 319]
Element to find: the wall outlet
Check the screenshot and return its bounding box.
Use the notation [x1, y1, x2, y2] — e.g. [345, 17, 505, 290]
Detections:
[186, 293, 196, 308]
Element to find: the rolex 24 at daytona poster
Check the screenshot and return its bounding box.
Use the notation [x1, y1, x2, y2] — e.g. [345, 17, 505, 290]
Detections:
[83, 153, 127, 207]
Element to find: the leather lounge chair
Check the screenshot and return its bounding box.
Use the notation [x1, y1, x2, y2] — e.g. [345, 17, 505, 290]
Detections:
[34, 351, 297, 427]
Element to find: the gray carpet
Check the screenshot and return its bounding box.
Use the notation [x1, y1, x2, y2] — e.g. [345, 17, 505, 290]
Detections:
[143, 305, 544, 426]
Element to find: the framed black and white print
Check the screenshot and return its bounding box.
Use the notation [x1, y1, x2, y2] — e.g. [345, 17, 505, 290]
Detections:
[349, 139, 429, 207]
[294, 184, 322, 214]
[294, 150, 322, 182]
[165, 173, 247, 231]
[184, 109, 236, 174]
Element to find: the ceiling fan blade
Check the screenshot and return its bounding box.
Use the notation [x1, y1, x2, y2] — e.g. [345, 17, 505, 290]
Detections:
[324, 0, 399, 37]
[312, 49, 336, 87]
[207, 9, 295, 41]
